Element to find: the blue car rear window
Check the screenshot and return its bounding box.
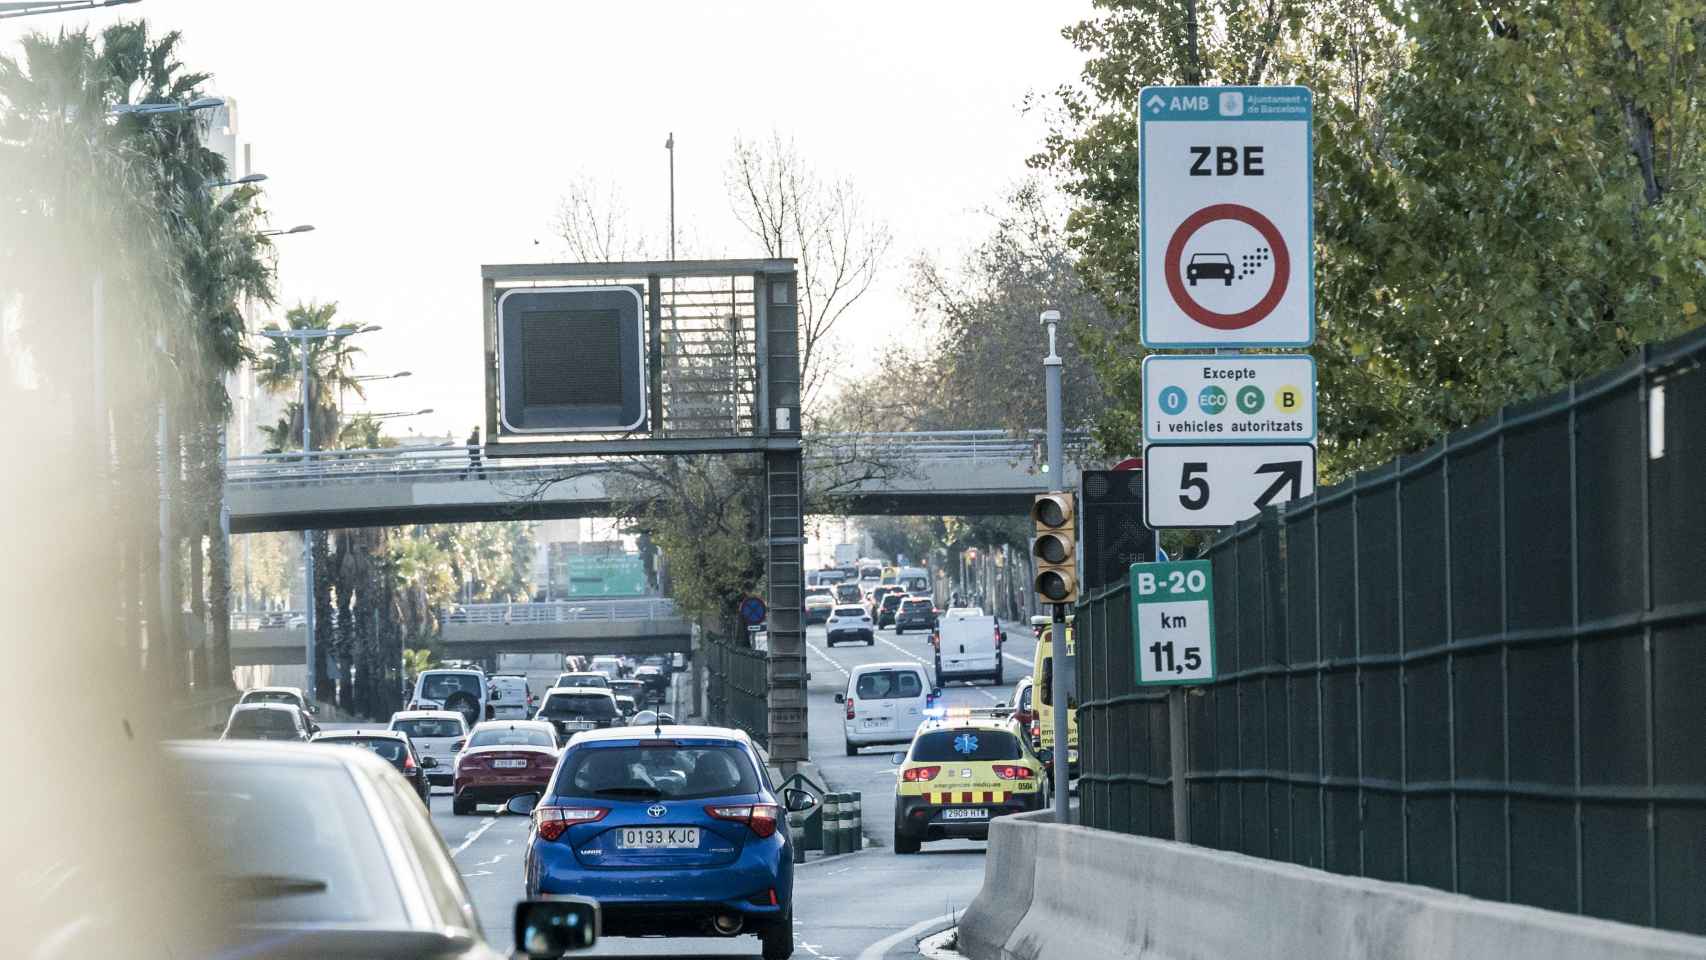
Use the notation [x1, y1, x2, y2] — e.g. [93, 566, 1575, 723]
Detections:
[552, 744, 759, 802]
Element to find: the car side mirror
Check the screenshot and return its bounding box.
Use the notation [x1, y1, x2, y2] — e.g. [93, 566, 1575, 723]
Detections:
[421, 756, 438, 769]
[932, 688, 943, 699]
[782, 787, 820, 813]
[994, 700, 1007, 708]
[514, 897, 599, 956]
[833, 693, 845, 704]
[307, 704, 319, 716]
[890, 752, 906, 766]
[506, 793, 540, 816]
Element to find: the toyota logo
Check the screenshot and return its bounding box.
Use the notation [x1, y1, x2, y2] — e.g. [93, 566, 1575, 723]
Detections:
[646, 804, 668, 819]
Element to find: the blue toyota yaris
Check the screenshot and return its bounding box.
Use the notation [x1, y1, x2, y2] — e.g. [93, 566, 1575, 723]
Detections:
[511, 724, 817, 959]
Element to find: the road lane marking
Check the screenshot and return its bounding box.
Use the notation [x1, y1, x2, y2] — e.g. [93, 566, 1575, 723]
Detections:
[450, 816, 499, 858]
[1004, 651, 1034, 668]
[876, 637, 1005, 703]
[855, 911, 960, 960]
[808, 641, 852, 679]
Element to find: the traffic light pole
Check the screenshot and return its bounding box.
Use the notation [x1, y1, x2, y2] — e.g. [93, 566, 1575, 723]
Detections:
[1042, 310, 1071, 825]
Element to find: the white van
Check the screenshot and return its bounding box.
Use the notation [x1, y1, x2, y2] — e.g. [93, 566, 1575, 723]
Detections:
[934, 611, 1003, 686]
[487, 674, 533, 720]
[836, 662, 935, 756]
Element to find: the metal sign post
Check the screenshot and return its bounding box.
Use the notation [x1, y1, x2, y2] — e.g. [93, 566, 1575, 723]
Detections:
[1041, 310, 1073, 825]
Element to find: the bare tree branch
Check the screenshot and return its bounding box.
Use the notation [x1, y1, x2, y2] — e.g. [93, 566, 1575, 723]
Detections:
[726, 133, 892, 411]
[553, 176, 654, 262]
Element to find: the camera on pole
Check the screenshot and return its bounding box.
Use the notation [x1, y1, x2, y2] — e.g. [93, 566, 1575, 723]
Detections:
[1032, 492, 1078, 604]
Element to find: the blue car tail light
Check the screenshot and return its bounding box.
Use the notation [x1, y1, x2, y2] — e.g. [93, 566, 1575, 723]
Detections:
[704, 803, 781, 839]
[535, 805, 608, 841]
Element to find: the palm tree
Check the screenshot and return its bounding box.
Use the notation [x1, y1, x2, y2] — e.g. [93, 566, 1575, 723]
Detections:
[0, 22, 273, 693]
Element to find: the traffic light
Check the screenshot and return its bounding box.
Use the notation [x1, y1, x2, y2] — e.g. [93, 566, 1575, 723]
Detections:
[1032, 492, 1078, 605]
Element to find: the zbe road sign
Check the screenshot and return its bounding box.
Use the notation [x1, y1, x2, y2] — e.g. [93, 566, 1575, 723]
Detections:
[1140, 86, 1313, 348]
[1142, 443, 1316, 529]
[1130, 560, 1216, 685]
[1142, 354, 1315, 444]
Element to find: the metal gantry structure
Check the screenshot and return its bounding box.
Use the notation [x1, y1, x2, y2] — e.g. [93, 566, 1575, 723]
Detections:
[479, 259, 809, 765]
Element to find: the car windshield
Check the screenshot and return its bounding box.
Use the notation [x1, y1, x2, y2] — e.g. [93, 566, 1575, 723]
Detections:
[180, 755, 406, 925]
[912, 728, 1024, 762]
[833, 606, 866, 618]
[805, 588, 831, 599]
[468, 727, 556, 749]
[225, 709, 297, 737]
[392, 718, 462, 739]
[1191, 252, 1231, 264]
[611, 681, 644, 695]
[421, 674, 481, 700]
[856, 670, 923, 700]
[539, 693, 619, 719]
[241, 690, 299, 705]
[834, 585, 862, 602]
[556, 674, 608, 688]
[552, 743, 759, 802]
[322, 737, 405, 762]
[902, 599, 932, 611]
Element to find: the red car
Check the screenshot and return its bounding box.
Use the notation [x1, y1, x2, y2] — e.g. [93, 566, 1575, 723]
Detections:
[451, 719, 560, 815]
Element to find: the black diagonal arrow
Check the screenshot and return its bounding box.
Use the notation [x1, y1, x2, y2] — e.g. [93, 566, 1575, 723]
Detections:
[1254, 460, 1303, 509]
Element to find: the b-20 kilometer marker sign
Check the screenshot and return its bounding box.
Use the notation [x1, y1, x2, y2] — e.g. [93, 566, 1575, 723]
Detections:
[1130, 560, 1216, 686]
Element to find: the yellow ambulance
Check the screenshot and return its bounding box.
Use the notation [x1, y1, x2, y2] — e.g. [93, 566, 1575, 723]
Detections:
[891, 708, 1048, 854]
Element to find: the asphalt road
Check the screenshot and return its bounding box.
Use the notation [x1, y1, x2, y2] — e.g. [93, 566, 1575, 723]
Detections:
[417, 617, 1042, 959]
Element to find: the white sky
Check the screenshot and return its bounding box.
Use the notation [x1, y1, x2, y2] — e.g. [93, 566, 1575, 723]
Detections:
[7, 0, 1094, 439]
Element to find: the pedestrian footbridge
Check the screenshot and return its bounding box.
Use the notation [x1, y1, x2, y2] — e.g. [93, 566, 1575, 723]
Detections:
[225, 431, 1090, 533]
[229, 598, 691, 665]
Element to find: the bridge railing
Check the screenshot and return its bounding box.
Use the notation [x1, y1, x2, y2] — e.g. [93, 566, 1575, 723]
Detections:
[225, 430, 1095, 487]
[441, 599, 679, 624]
[232, 599, 679, 631]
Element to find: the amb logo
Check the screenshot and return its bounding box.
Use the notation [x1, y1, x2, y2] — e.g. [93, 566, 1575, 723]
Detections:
[1145, 93, 1210, 113]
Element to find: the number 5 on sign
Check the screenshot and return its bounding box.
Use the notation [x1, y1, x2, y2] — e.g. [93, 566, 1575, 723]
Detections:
[1129, 560, 1216, 685]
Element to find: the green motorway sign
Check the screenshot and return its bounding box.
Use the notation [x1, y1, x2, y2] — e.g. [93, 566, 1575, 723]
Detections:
[1129, 560, 1217, 686]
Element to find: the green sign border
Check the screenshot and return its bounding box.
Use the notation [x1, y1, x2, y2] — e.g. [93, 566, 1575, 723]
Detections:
[1128, 559, 1217, 687]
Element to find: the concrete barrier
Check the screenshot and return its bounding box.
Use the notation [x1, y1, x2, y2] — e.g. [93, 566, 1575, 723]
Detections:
[960, 815, 1706, 960]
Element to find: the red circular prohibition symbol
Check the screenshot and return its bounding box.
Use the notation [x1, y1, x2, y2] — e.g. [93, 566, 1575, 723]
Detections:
[1164, 203, 1290, 331]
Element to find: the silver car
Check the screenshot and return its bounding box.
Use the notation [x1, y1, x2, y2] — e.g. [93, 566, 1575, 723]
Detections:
[166, 740, 598, 958]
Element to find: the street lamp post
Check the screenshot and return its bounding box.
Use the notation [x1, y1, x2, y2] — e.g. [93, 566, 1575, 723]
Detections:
[207, 173, 268, 189]
[1040, 308, 1071, 825]
[259, 323, 379, 705]
[665, 132, 676, 261]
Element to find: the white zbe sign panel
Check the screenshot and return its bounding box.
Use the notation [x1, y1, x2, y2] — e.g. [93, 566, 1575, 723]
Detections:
[1143, 443, 1316, 529]
[1142, 354, 1316, 444]
[1140, 86, 1313, 348]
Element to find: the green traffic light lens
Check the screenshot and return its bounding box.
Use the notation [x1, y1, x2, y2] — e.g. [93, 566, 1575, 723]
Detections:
[1036, 571, 1070, 602]
[1035, 535, 1069, 564]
